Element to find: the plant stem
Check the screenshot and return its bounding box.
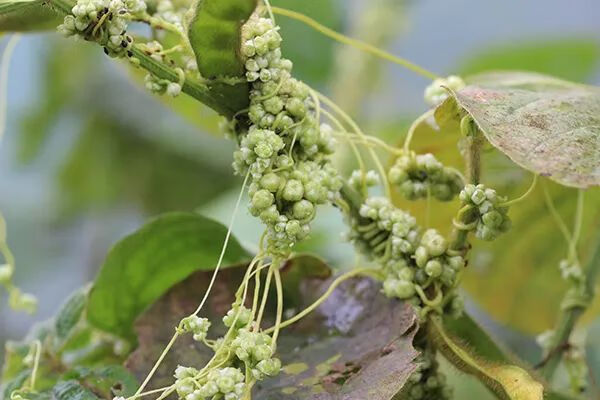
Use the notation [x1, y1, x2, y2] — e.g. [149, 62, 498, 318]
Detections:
[539, 232, 600, 380]
[46, 0, 239, 118]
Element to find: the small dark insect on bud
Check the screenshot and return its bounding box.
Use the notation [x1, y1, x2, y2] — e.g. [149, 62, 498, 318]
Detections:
[126, 36, 132, 43]
[127, 50, 133, 57]
[118, 9, 126, 15]
[103, 47, 109, 55]
[121, 40, 127, 48]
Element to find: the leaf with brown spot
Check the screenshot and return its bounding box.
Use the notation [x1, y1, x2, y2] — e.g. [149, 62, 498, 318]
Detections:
[126, 263, 418, 400]
[435, 71, 600, 188]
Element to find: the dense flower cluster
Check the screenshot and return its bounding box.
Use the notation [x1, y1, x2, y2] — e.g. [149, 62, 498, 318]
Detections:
[388, 152, 463, 201]
[175, 365, 246, 400]
[173, 304, 280, 400]
[405, 346, 452, 400]
[424, 75, 465, 106]
[346, 197, 464, 318]
[458, 184, 511, 241]
[234, 14, 341, 252]
[57, 0, 146, 58]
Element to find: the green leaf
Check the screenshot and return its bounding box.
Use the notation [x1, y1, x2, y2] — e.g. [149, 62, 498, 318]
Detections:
[429, 316, 544, 400]
[0, 0, 62, 31]
[87, 212, 250, 341]
[435, 71, 600, 188]
[458, 38, 600, 83]
[125, 262, 419, 399]
[54, 288, 87, 345]
[1, 369, 31, 399]
[51, 380, 99, 400]
[188, 0, 257, 116]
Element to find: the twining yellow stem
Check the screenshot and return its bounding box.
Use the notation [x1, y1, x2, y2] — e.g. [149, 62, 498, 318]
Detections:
[29, 340, 42, 390]
[403, 109, 434, 152]
[316, 91, 392, 199]
[271, 267, 284, 349]
[0, 34, 21, 146]
[500, 174, 538, 207]
[270, 7, 439, 81]
[134, 171, 250, 396]
[263, 268, 376, 334]
[255, 263, 274, 329]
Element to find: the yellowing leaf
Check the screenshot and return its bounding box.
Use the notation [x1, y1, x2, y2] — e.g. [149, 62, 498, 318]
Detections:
[429, 317, 543, 400]
[436, 71, 600, 188]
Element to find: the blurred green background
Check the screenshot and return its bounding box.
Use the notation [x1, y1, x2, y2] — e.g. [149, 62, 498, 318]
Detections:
[1, 0, 599, 397]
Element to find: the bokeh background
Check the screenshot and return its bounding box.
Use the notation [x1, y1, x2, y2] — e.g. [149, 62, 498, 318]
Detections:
[1, 0, 600, 397]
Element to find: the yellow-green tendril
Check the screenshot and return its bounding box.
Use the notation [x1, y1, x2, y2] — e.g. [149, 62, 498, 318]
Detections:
[500, 174, 538, 207]
[264, 268, 376, 334]
[270, 7, 439, 81]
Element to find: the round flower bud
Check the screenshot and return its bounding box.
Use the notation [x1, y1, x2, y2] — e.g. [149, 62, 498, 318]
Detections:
[260, 205, 279, 223]
[482, 210, 503, 228]
[414, 246, 429, 268]
[216, 376, 235, 393]
[252, 344, 273, 361]
[260, 172, 281, 192]
[292, 200, 314, 220]
[256, 358, 281, 376]
[471, 188, 486, 205]
[285, 98, 306, 118]
[422, 231, 447, 257]
[425, 259, 443, 278]
[252, 189, 274, 210]
[282, 179, 304, 201]
[198, 382, 219, 397]
[263, 96, 284, 114]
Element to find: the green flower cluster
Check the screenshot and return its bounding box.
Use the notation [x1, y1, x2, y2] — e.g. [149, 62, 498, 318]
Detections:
[424, 75, 465, 106]
[174, 304, 280, 400]
[388, 152, 463, 201]
[234, 14, 341, 252]
[57, 0, 145, 58]
[175, 366, 245, 400]
[346, 197, 464, 318]
[458, 184, 511, 241]
[181, 315, 211, 342]
[406, 346, 452, 400]
[232, 329, 281, 380]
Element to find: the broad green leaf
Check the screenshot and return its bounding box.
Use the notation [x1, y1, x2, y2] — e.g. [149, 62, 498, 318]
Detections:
[54, 288, 87, 345]
[51, 380, 99, 400]
[0, 0, 61, 31]
[435, 71, 600, 188]
[458, 38, 600, 83]
[126, 261, 419, 399]
[188, 0, 257, 116]
[87, 212, 250, 340]
[429, 316, 544, 400]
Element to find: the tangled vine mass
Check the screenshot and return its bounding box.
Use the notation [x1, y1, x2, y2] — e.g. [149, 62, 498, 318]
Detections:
[1, 1, 597, 400]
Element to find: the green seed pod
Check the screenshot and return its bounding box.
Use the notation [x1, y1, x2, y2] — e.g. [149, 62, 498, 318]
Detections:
[422, 230, 447, 257]
[398, 266, 415, 281]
